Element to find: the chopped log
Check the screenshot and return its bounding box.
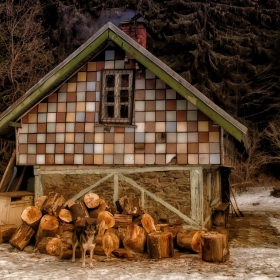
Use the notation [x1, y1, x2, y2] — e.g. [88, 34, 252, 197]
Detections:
[59, 249, 82, 259]
[46, 237, 62, 256]
[21, 206, 42, 230]
[67, 201, 76, 208]
[37, 237, 53, 254]
[98, 199, 109, 211]
[176, 229, 205, 253]
[116, 195, 141, 216]
[69, 201, 89, 226]
[94, 236, 106, 256]
[97, 211, 115, 229]
[117, 226, 127, 246]
[160, 224, 184, 241]
[57, 232, 75, 259]
[9, 223, 35, 250]
[155, 224, 169, 231]
[102, 231, 120, 257]
[141, 214, 156, 234]
[83, 193, 100, 209]
[113, 214, 132, 228]
[57, 222, 75, 236]
[35, 214, 59, 247]
[35, 195, 47, 210]
[88, 199, 109, 219]
[201, 232, 229, 262]
[123, 224, 147, 253]
[113, 248, 134, 258]
[42, 192, 65, 216]
[58, 209, 73, 223]
[147, 231, 174, 259]
[97, 219, 107, 236]
[0, 224, 17, 243]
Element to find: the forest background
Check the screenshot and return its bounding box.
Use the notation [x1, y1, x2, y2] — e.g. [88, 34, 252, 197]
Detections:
[0, 0, 280, 185]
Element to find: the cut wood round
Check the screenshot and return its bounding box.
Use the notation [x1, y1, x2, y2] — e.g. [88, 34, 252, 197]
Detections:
[37, 237, 53, 254]
[123, 224, 147, 253]
[88, 199, 110, 219]
[83, 193, 100, 209]
[102, 232, 120, 257]
[147, 231, 174, 259]
[176, 229, 205, 253]
[35, 196, 47, 210]
[97, 211, 115, 229]
[58, 209, 73, 223]
[9, 224, 35, 250]
[21, 206, 42, 230]
[201, 232, 229, 262]
[35, 214, 59, 247]
[46, 237, 62, 256]
[0, 224, 17, 243]
[141, 214, 156, 234]
[69, 201, 89, 226]
[97, 219, 107, 236]
[42, 192, 65, 216]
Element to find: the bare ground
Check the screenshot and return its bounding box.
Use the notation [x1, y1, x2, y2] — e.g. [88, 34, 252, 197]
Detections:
[0, 187, 279, 280]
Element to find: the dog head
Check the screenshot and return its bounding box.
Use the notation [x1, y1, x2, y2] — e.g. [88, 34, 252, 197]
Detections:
[84, 220, 97, 238]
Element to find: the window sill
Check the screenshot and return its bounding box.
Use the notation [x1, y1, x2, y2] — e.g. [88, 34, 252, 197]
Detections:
[95, 123, 137, 128]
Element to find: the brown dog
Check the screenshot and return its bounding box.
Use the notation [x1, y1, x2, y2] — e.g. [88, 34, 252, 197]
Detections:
[72, 220, 98, 268]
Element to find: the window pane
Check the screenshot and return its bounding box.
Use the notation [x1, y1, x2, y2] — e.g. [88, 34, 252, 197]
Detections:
[106, 75, 115, 87]
[106, 106, 114, 118]
[121, 74, 129, 87]
[107, 90, 114, 102]
[120, 90, 129, 102]
[120, 105, 128, 118]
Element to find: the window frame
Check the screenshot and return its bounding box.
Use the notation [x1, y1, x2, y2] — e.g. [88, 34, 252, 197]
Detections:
[100, 69, 134, 124]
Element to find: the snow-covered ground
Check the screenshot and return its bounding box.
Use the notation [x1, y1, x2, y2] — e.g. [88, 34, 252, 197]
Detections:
[0, 187, 279, 280]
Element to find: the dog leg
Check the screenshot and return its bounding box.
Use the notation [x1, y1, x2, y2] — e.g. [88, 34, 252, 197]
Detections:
[72, 241, 78, 263]
[89, 247, 94, 268]
[81, 248, 86, 268]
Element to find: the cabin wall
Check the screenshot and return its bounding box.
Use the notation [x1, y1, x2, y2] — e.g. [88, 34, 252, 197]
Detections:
[16, 47, 221, 166]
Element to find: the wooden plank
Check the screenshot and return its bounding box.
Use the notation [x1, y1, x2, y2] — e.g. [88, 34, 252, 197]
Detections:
[0, 149, 16, 192]
[11, 166, 27, 192]
[0, 191, 34, 198]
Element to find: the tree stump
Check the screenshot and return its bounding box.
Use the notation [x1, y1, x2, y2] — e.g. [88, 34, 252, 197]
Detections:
[123, 224, 147, 253]
[147, 231, 174, 259]
[0, 224, 18, 243]
[9, 224, 35, 250]
[201, 232, 229, 262]
[69, 201, 89, 226]
[141, 214, 156, 233]
[21, 206, 42, 231]
[35, 214, 59, 246]
[58, 209, 73, 223]
[176, 229, 205, 253]
[42, 192, 65, 216]
[83, 193, 100, 209]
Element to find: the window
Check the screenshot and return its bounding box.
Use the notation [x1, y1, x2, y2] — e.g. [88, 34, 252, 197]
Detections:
[100, 70, 134, 124]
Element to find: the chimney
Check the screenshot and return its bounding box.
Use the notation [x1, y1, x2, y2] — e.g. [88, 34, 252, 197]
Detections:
[120, 17, 147, 49]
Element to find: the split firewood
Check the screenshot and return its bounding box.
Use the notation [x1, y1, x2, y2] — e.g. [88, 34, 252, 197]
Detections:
[9, 224, 35, 250]
[69, 201, 89, 226]
[176, 229, 205, 253]
[35, 214, 59, 247]
[37, 237, 53, 254]
[0, 224, 17, 243]
[42, 192, 65, 216]
[88, 199, 109, 219]
[147, 231, 174, 259]
[116, 195, 141, 216]
[21, 206, 42, 230]
[201, 231, 229, 262]
[141, 213, 156, 233]
[117, 226, 127, 246]
[113, 214, 132, 228]
[56, 222, 75, 236]
[94, 236, 106, 256]
[97, 219, 107, 236]
[97, 211, 115, 229]
[83, 193, 100, 209]
[46, 237, 62, 256]
[58, 208, 73, 223]
[113, 248, 134, 258]
[123, 224, 147, 253]
[102, 231, 120, 257]
[35, 195, 47, 210]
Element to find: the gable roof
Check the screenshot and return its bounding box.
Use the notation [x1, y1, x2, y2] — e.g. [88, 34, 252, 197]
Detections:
[0, 22, 248, 146]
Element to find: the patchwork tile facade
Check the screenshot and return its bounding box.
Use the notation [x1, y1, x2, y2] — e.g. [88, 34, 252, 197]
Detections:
[17, 48, 221, 165]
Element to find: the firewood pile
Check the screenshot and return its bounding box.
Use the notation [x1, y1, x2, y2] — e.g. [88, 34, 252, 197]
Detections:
[0, 191, 229, 262]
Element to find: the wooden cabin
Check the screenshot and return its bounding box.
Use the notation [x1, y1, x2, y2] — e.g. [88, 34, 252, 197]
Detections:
[0, 20, 247, 229]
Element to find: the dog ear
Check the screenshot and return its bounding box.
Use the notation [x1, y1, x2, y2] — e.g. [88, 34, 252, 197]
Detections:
[85, 219, 89, 226]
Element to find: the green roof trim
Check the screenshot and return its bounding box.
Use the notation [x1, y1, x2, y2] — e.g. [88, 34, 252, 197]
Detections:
[0, 22, 247, 146]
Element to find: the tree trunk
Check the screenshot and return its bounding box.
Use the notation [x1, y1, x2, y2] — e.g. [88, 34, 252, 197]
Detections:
[69, 201, 89, 226]
[147, 231, 174, 259]
[37, 237, 53, 254]
[123, 224, 147, 253]
[42, 192, 65, 216]
[21, 206, 42, 230]
[58, 208, 73, 223]
[0, 224, 17, 243]
[97, 211, 115, 229]
[141, 214, 156, 233]
[176, 229, 205, 253]
[35, 195, 47, 210]
[46, 237, 62, 256]
[35, 214, 59, 247]
[113, 214, 132, 228]
[9, 223, 35, 250]
[83, 193, 100, 209]
[201, 232, 229, 262]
